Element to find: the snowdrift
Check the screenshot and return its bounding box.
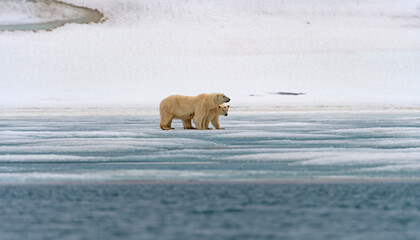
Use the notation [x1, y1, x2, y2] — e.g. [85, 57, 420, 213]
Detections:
[1, 0, 419, 109]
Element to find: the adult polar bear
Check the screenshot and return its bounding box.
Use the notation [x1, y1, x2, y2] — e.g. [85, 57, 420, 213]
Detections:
[160, 93, 230, 130]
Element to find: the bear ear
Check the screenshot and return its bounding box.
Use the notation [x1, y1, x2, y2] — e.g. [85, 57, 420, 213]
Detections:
[227, 105, 230, 108]
[217, 94, 219, 97]
[218, 106, 221, 108]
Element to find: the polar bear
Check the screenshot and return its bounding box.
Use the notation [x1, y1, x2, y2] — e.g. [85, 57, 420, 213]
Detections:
[183, 104, 230, 130]
[204, 104, 230, 130]
[160, 93, 230, 130]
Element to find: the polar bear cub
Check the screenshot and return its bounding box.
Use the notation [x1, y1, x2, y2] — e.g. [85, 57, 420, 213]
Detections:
[160, 93, 230, 130]
[204, 104, 230, 130]
[183, 104, 230, 130]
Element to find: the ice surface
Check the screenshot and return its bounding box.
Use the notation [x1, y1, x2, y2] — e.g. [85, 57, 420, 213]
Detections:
[1, 112, 420, 183]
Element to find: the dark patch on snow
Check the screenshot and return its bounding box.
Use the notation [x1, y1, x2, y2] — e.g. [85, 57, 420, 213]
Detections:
[269, 92, 305, 96]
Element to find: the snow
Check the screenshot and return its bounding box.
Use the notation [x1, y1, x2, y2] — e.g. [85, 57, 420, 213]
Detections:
[0, 0, 419, 109]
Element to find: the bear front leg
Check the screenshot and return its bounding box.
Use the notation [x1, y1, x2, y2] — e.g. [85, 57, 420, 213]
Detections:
[211, 116, 224, 130]
[182, 119, 195, 129]
[204, 114, 213, 130]
[193, 107, 208, 130]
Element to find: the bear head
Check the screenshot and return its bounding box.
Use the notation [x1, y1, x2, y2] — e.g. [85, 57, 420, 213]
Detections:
[214, 93, 230, 105]
[218, 104, 230, 116]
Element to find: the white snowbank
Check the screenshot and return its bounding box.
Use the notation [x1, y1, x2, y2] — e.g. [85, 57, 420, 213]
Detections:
[0, 0, 419, 109]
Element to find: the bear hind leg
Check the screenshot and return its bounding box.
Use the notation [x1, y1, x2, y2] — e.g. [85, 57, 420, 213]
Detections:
[160, 114, 175, 130]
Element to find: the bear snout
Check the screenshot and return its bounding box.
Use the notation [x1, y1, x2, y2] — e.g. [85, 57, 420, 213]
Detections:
[225, 114, 228, 116]
[225, 97, 231, 102]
